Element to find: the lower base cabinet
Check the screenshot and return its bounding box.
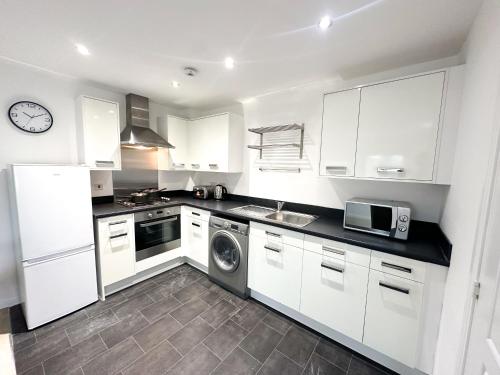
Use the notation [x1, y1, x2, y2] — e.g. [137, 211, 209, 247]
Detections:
[300, 250, 369, 341]
[363, 269, 424, 367]
[181, 208, 209, 267]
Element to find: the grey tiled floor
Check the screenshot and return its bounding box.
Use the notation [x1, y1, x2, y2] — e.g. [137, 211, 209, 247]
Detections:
[10, 264, 397, 375]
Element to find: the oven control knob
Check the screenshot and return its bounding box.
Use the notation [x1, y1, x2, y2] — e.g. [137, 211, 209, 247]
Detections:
[399, 215, 409, 222]
[147, 213, 153, 218]
[398, 225, 407, 232]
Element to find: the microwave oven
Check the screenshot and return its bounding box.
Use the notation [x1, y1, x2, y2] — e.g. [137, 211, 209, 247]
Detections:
[343, 198, 411, 240]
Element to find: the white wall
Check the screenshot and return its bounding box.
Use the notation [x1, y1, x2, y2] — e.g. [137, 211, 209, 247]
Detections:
[0, 58, 127, 308]
[434, 1, 500, 374]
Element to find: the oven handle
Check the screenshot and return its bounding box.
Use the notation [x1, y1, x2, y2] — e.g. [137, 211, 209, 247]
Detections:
[139, 217, 178, 228]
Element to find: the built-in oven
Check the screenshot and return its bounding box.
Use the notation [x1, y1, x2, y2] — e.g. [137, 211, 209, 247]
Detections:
[134, 206, 181, 262]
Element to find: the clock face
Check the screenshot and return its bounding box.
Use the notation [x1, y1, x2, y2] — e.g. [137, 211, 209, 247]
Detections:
[8, 101, 53, 133]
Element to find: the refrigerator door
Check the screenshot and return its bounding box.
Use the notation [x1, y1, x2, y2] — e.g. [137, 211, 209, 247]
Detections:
[12, 165, 94, 261]
[22, 246, 97, 329]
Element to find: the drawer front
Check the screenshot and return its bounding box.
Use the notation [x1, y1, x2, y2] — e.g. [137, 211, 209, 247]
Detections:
[370, 252, 426, 283]
[248, 235, 303, 310]
[98, 214, 134, 239]
[304, 235, 371, 267]
[186, 217, 209, 267]
[300, 250, 368, 341]
[182, 206, 211, 222]
[363, 270, 423, 367]
[250, 222, 304, 248]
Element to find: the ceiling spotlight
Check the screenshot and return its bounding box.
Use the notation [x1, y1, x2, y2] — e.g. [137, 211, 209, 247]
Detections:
[224, 57, 235, 70]
[75, 43, 90, 56]
[318, 15, 332, 30]
[172, 81, 180, 88]
[184, 66, 198, 77]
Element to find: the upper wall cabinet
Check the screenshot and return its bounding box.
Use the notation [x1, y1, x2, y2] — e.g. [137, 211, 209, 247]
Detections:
[77, 96, 121, 170]
[166, 115, 189, 170]
[320, 67, 464, 184]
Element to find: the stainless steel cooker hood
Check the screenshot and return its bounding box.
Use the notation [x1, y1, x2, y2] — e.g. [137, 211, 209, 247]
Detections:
[120, 93, 174, 149]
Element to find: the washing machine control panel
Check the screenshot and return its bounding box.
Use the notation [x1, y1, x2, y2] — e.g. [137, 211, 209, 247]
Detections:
[209, 216, 249, 235]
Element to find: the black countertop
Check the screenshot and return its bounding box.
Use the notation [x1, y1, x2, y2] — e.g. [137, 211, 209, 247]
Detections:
[93, 195, 451, 267]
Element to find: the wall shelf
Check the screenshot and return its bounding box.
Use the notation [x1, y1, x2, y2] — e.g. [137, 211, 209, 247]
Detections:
[248, 123, 305, 159]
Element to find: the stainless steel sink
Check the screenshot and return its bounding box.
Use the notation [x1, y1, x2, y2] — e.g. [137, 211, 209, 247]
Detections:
[265, 211, 317, 228]
[228, 205, 276, 218]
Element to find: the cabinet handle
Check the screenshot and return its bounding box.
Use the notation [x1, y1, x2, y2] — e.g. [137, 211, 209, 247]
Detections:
[139, 217, 178, 228]
[110, 233, 127, 239]
[209, 164, 218, 168]
[264, 245, 281, 253]
[192, 212, 200, 216]
[320, 262, 344, 273]
[191, 164, 200, 168]
[192, 222, 201, 227]
[377, 167, 404, 173]
[109, 220, 127, 226]
[265, 231, 281, 238]
[325, 166, 347, 175]
[322, 246, 345, 256]
[95, 160, 115, 167]
[379, 282, 410, 295]
[381, 262, 412, 273]
[173, 163, 185, 168]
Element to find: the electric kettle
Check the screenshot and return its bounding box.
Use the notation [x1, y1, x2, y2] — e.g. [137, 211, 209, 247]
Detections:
[214, 184, 227, 200]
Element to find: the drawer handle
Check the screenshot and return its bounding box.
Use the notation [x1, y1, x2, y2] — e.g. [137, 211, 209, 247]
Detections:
[209, 164, 218, 168]
[192, 212, 200, 216]
[192, 223, 201, 227]
[381, 262, 412, 274]
[110, 233, 127, 239]
[322, 246, 345, 256]
[320, 262, 344, 273]
[95, 160, 115, 167]
[109, 220, 127, 226]
[379, 282, 410, 295]
[377, 167, 404, 173]
[264, 245, 281, 253]
[191, 164, 200, 168]
[265, 231, 281, 238]
[173, 163, 185, 168]
[325, 166, 347, 175]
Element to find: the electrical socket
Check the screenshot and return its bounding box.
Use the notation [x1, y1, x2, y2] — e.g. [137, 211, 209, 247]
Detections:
[95, 184, 104, 190]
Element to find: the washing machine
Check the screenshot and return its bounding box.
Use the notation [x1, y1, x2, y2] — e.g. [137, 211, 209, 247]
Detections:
[208, 216, 249, 298]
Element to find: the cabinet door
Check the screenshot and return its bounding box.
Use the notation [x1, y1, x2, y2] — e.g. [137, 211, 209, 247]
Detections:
[186, 217, 209, 267]
[97, 215, 135, 287]
[363, 270, 424, 367]
[300, 251, 368, 341]
[187, 119, 205, 171]
[167, 115, 189, 170]
[81, 97, 121, 170]
[248, 235, 303, 310]
[355, 72, 445, 181]
[320, 89, 360, 177]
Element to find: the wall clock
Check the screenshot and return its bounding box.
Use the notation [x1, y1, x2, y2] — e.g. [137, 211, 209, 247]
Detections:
[8, 101, 53, 133]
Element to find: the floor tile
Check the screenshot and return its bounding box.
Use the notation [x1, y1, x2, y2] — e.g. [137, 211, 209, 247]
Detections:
[122, 340, 181, 375]
[277, 325, 318, 367]
[262, 312, 292, 335]
[198, 276, 215, 289]
[200, 299, 239, 328]
[21, 364, 44, 375]
[140, 296, 181, 322]
[84, 292, 128, 318]
[170, 297, 210, 325]
[203, 319, 248, 359]
[304, 353, 346, 375]
[134, 314, 183, 352]
[66, 309, 118, 346]
[34, 309, 88, 339]
[231, 302, 268, 331]
[315, 338, 352, 371]
[157, 273, 202, 295]
[348, 356, 390, 375]
[173, 282, 208, 303]
[257, 350, 302, 375]
[81, 337, 143, 375]
[112, 293, 154, 320]
[168, 317, 214, 355]
[99, 312, 149, 348]
[13, 331, 36, 352]
[167, 343, 220, 375]
[199, 289, 225, 306]
[42, 334, 107, 375]
[212, 347, 261, 375]
[239, 322, 282, 363]
[15, 330, 70, 374]
[121, 279, 157, 299]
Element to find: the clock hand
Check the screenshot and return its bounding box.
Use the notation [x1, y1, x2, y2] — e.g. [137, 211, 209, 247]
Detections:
[32, 113, 46, 118]
[23, 111, 33, 118]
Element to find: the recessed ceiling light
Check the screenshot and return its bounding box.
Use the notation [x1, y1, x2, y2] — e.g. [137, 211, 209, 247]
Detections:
[75, 43, 90, 56]
[224, 57, 235, 70]
[318, 15, 332, 30]
[172, 81, 180, 88]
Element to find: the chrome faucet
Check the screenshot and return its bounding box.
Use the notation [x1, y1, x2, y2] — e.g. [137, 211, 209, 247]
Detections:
[277, 201, 285, 212]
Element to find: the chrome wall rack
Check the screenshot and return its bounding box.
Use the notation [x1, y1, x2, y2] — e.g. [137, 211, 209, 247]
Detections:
[248, 123, 304, 159]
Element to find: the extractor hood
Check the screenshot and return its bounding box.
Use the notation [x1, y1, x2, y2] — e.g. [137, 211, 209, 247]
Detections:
[120, 93, 174, 149]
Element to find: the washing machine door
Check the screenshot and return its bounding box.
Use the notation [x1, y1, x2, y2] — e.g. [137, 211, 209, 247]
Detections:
[210, 231, 241, 273]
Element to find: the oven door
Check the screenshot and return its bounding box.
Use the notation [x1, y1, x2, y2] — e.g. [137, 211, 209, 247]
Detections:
[135, 214, 181, 261]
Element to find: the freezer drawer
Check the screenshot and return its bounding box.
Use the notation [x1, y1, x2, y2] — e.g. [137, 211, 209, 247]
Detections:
[22, 248, 98, 329]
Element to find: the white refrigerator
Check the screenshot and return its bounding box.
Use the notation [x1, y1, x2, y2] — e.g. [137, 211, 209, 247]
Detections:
[9, 164, 98, 329]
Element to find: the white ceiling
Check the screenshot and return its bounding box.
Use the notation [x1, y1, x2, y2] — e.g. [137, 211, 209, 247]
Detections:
[0, 0, 482, 109]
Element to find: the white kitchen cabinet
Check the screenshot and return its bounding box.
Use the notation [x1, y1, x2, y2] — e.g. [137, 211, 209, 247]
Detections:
[77, 96, 121, 170]
[363, 269, 424, 367]
[157, 115, 189, 170]
[355, 72, 445, 181]
[300, 250, 369, 341]
[96, 214, 135, 296]
[320, 88, 361, 177]
[181, 207, 210, 268]
[248, 229, 304, 311]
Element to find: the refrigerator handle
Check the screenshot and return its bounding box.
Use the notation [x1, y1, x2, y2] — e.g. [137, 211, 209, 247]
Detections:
[23, 244, 95, 267]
